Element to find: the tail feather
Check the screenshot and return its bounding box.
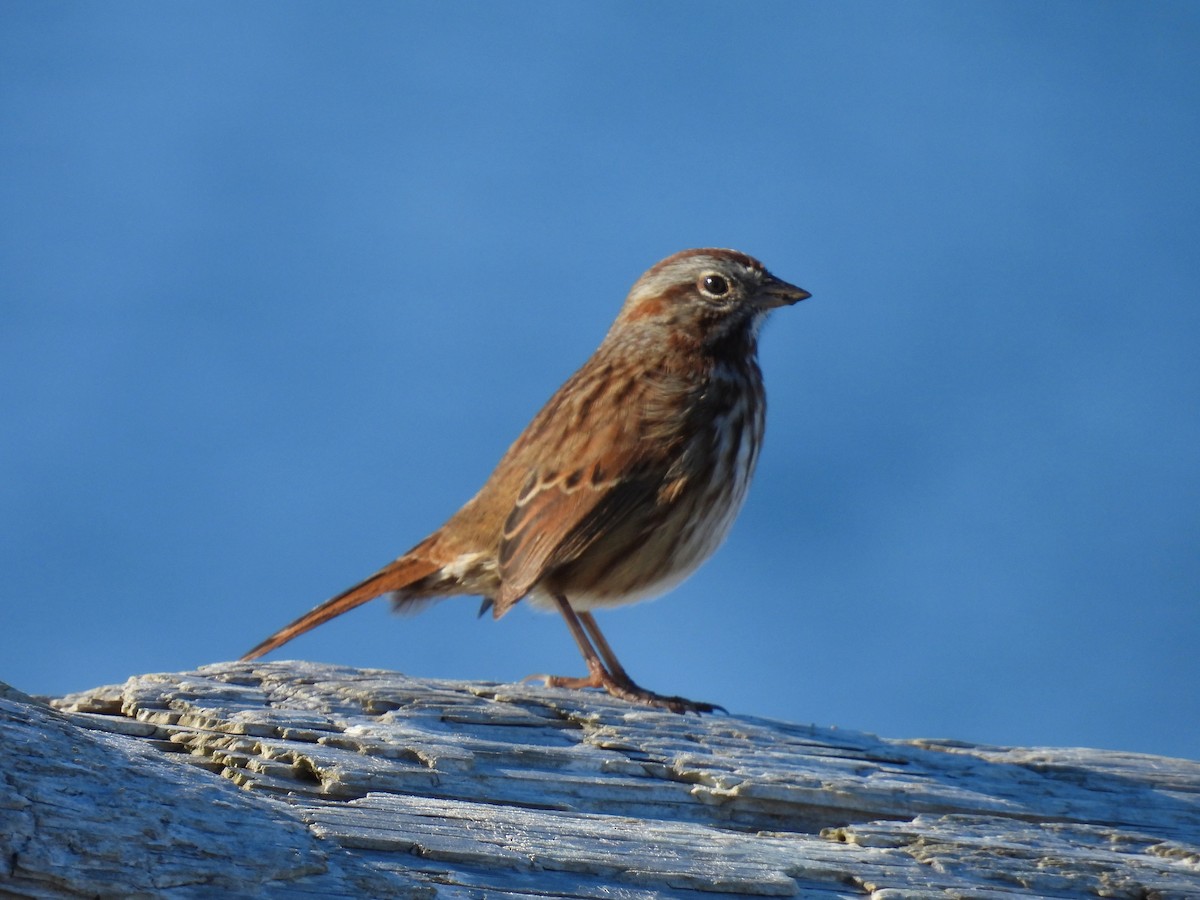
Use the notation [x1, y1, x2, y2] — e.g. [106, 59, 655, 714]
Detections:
[241, 554, 442, 661]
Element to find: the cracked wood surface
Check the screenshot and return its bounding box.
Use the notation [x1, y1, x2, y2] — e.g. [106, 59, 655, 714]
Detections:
[2, 661, 1198, 898]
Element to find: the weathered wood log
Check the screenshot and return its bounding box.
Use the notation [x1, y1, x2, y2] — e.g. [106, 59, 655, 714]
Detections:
[3, 661, 1198, 898]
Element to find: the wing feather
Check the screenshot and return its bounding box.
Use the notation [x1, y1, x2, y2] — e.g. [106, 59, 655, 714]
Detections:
[489, 365, 690, 614]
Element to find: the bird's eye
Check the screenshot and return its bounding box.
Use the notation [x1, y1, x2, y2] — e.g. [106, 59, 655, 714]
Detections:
[700, 274, 730, 297]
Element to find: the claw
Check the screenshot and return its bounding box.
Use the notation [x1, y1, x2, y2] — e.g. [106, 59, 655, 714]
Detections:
[525, 668, 722, 714]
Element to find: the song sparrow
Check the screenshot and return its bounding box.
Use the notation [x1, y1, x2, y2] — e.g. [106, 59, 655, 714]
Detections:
[243, 248, 809, 712]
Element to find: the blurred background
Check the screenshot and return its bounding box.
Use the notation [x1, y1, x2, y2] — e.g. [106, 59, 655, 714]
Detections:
[3, 3, 1197, 760]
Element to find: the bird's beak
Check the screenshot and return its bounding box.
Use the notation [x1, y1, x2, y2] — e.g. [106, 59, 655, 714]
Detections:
[756, 275, 811, 309]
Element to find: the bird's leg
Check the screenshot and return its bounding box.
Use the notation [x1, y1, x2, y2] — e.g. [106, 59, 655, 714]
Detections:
[525, 595, 722, 714]
[577, 611, 634, 685]
[525, 598, 613, 690]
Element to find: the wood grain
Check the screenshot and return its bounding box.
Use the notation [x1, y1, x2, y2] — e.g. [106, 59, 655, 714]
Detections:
[1, 664, 1196, 898]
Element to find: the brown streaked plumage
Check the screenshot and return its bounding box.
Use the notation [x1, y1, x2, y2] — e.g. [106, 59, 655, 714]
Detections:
[243, 248, 809, 712]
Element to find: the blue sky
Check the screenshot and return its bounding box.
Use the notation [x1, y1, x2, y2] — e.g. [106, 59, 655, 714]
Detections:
[3, 3, 1198, 760]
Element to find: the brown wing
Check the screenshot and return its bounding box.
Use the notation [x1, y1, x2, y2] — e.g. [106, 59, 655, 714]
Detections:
[486, 356, 693, 615]
[493, 462, 661, 615]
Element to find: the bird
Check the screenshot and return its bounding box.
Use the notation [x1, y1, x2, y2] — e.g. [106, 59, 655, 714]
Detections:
[242, 248, 809, 712]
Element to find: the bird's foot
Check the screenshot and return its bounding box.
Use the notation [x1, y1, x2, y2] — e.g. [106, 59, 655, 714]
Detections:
[523, 669, 723, 715]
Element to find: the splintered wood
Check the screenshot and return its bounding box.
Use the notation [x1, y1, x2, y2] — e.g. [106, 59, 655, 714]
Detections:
[2, 662, 1197, 898]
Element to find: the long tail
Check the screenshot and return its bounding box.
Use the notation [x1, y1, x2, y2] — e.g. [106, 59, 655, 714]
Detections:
[241, 553, 442, 661]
